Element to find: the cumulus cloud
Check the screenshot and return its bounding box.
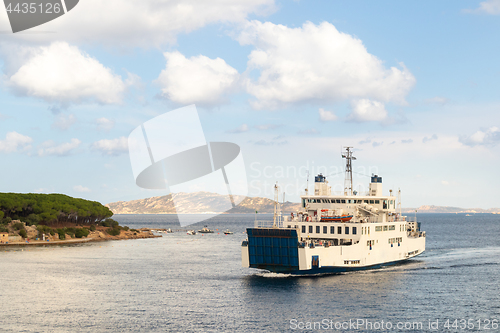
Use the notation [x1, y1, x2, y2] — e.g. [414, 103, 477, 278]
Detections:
[459, 127, 500, 146]
[238, 21, 415, 109]
[0, 131, 33, 153]
[227, 124, 249, 133]
[38, 138, 81, 156]
[156, 51, 239, 106]
[318, 108, 337, 122]
[401, 139, 413, 144]
[92, 137, 128, 155]
[96, 117, 115, 131]
[73, 185, 91, 193]
[423, 134, 438, 143]
[464, 0, 500, 15]
[347, 99, 388, 122]
[0, 0, 276, 47]
[6, 42, 126, 105]
[52, 114, 77, 130]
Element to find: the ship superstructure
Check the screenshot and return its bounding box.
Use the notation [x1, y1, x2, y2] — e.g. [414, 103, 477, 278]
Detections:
[241, 147, 425, 275]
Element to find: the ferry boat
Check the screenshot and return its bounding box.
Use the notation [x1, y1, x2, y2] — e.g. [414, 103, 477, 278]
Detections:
[241, 147, 426, 275]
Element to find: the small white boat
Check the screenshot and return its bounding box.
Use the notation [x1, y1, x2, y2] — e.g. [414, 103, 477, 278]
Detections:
[198, 226, 214, 233]
[187, 230, 196, 235]
[223, 229, 233, 235]
[166, 228, 173, 233]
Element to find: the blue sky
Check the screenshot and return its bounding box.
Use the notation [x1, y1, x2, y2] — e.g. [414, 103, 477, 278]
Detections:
[1, 0, 500, 209]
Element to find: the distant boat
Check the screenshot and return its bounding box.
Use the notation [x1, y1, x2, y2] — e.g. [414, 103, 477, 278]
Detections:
[198, 226, 214, 233]
[465, 214, 472, 216]
[166, 228, 173, 233]
[223, 229, 233, 235]
[187, 230, 196, 235]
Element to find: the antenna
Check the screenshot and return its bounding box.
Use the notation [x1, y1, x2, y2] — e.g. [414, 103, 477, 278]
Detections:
[397, 188, 402, 219]
[273, 182, 279, 227]
[342, 147, 356, 195]
[305, 170, 309, 195]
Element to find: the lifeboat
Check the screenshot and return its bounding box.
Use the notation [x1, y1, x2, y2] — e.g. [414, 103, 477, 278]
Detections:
[320, 214, 353, 222]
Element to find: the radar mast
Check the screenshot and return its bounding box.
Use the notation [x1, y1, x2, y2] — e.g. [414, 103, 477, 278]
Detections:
[342, 147, 356, 195]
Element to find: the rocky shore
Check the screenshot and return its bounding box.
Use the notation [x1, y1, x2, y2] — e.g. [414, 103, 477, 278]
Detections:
[0, 224, 160, 247]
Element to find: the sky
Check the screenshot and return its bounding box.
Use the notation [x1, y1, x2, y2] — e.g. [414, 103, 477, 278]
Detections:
[1, 0, 500, 209]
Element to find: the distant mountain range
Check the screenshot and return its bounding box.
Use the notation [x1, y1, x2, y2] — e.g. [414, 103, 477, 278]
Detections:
[106, 192, 301, 214]
[106, 192, 500, 215]
[401, 205, 500, 214]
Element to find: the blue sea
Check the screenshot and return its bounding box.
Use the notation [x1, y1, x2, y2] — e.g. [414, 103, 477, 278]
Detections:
[1, 214, 499, 332]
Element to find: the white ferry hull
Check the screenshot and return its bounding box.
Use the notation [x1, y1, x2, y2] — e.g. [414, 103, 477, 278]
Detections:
[242, 226, 425, 275]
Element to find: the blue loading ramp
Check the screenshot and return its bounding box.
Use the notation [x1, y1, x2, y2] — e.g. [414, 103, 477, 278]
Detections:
[247, 228, 299, 272]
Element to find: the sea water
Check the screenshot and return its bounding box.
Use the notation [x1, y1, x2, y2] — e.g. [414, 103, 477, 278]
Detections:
[1, 214, 499, 332]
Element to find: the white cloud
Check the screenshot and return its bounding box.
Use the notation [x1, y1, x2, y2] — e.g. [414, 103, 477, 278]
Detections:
[347, 99, 388, 122]
[423, 134, 438, 143]
[156, 51, 239, 106]
[255, 124, 280, 130]
[92, 137, 128, 155]
[227, 124, 249, 133]
[238, 21, 415, 109]
[318, 108, 337, 122]
[0, 131, 33, 153]
[96, 117, 115, 131]
[52, 114, 77, 130]
[424, 97, 449, 105]
[7, 42, 126, 105]
[1, 0, 276, 47]
[465, 0, 500, 15]
[38, 138, 81, 156]
[460, 127, 500, 146]
[73, 185, 91, 193]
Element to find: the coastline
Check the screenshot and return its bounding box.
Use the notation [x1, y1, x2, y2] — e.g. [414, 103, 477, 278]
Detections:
[0, 228, 161, 247]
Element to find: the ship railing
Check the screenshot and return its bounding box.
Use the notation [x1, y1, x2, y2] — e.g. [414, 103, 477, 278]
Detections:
[254, 220, 284, 228]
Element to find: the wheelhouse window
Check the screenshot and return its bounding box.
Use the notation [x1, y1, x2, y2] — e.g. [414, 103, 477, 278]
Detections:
[316, 226, 320, 233]
[302, 225, 306, 233]
[336, 199, 341, 203]
[345, 227, 349, 235]
[369, 200, 374, 204]
[309, 226, 313, 233]
[323, 226, 327, 234]
[338, 226, 342, 234]
[353, 227, 357, 235]
[330, 226, 335, 234]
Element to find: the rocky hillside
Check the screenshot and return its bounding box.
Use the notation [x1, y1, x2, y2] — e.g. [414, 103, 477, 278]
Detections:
[106, 192, 301, 214]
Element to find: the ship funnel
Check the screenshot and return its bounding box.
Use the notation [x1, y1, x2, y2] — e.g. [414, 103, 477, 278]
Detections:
[369, 174, 382, 196]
